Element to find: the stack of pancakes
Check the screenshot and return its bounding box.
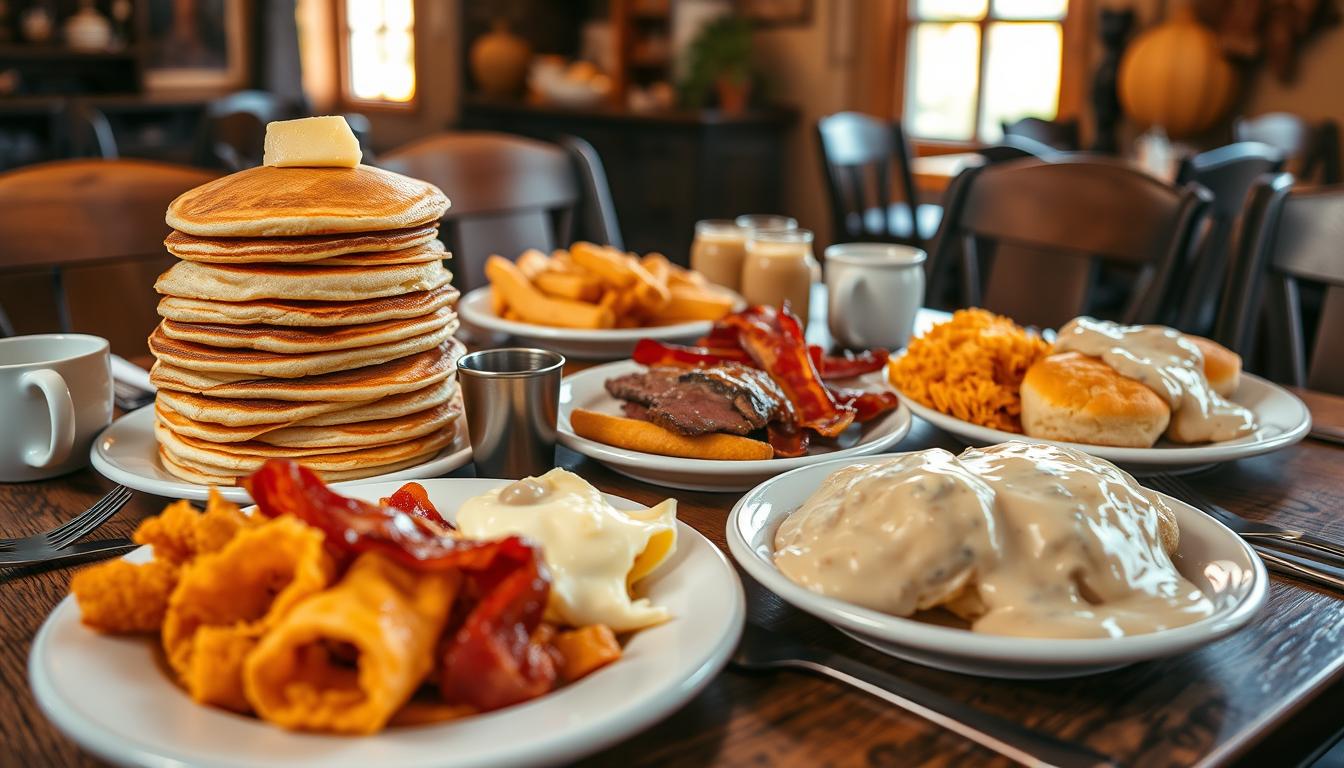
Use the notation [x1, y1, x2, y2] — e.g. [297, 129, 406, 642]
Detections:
[148, 164, 463, 485]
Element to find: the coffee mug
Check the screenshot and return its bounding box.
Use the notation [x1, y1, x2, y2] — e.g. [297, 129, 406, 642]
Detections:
[0, 334, 113, 482]
[825, 243, 926, 350]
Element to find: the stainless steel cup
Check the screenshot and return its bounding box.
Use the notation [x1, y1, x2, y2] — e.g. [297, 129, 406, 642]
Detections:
[457, 348, 565, 479]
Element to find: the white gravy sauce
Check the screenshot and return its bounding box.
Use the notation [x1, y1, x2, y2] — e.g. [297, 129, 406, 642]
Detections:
[773, 443, 1214, 639]
[1053, 317, 1255, 443]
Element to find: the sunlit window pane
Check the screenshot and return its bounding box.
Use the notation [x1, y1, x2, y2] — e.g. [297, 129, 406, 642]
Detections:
[344, 0, 415, 103]
[992, 0, 1067, 20]
[978, 22, 1062, 141]
[912, 0, 988, 20]
[905, 22, 980, 141]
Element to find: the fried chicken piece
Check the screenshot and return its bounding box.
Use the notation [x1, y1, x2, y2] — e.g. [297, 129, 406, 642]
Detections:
[70, 558, 180, 634]
[132, 489, 254, 563]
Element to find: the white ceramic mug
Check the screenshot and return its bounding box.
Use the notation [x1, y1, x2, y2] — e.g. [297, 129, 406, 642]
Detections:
[825, 244, 926, 350]
[0, 334, 112, 482]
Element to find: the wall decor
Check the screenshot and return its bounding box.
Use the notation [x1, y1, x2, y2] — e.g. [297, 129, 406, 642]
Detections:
[145, 0, 247, 91]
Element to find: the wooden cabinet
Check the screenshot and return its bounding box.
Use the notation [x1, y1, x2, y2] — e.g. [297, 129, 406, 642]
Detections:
[459, 97, 795, 263]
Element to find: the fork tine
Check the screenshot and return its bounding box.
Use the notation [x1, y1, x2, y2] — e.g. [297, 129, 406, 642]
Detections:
[38, 486, 131, 547]
[1149, 474, 1234, 523]
[46, 487, 132, 550]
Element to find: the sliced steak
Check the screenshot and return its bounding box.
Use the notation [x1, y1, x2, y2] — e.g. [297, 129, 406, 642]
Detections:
[605, 367, 683, 406]
[646, 382, 759, 436]
[620, 401, 652, 421]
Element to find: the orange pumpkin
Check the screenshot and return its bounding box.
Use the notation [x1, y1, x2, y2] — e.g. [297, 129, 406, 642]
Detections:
[1118, 7, 1237, 139]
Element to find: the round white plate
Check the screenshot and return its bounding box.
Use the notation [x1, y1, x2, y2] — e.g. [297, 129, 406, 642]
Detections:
[89, 405, 473, 502]
[896, 372, 1311, 473]
[558, 360, 913, 492]
[457, 286, 744, 361]
[30, 478, 745, 768]
[727, 454, 1268, 679]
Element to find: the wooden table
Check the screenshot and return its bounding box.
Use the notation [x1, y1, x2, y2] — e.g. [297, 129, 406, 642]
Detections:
[4, 386, 1344, 766]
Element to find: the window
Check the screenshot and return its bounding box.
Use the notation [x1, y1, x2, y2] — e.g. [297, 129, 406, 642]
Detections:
[901, 0, 1071, 143]
[340, 0, 416, 104]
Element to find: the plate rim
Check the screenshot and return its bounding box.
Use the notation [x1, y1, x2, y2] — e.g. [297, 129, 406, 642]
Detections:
[90, 405, 473, 502]
[557, 359, 913, 476]
[725, 451, 1269, 667]
[458, 286, 740, 343]
[894, 371, 1311, 465]
[29, 477, 747, 768]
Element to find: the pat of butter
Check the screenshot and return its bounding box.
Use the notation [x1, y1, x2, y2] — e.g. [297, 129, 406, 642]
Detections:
[263, 116, 362, 168]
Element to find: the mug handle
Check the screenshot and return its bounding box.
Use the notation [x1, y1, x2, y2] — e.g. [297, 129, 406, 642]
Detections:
[21, 369, 76, 469]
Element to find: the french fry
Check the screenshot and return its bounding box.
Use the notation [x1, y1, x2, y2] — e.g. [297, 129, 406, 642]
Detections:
[534, 270, 603, 302]
[485, 255, 614, 329]
[570, 409, 774, 461]
[489, 286, 507, 316]
[631, 253, 671, 313]
[570, 242, 637, 288]
[649, 285, 736, 324]
[554, 624, 622, 682]
[516, 249, 550, 279]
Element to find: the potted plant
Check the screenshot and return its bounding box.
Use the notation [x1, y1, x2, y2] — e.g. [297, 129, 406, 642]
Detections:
[680, 16, 754, 114]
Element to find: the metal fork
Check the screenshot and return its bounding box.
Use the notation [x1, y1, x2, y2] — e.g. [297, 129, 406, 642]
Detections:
[1147, 474, 1344, 567]
[732, 622, 1115, 768]
[0, 486, 131, 553]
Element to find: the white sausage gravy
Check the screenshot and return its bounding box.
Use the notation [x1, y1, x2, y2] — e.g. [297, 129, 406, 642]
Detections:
[1053, 317, 1255, 443]
[773, 443, 1214, 638]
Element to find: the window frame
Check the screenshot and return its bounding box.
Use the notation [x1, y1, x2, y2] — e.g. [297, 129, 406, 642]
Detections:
[876, 0, 1089, 153]
[334, 0, 421, 112]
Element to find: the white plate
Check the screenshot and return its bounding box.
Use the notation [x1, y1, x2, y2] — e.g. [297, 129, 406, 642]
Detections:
[457, 286, 744, 361]
[727, 454, 1268, 679]
[557, 360, 913, 492]
[897, 372, 1311, 473]
[90, 405, 473, 503]
[30, 478, 745, 768]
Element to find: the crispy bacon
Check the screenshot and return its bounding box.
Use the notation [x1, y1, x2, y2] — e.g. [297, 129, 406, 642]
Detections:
[380, 481, 454, 530]
[826, 385, 900, 423]
[631, 338, 752, 368]
[812, 347, 890, 379]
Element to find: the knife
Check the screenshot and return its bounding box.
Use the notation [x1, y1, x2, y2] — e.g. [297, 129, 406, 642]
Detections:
[0, 538, 138, 569]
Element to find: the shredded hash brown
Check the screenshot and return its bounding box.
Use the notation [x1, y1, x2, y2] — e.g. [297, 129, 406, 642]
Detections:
[888, 309, 1050, 432]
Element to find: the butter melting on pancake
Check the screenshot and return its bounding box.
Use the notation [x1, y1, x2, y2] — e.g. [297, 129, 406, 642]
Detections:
[774, 442, 1212, 639]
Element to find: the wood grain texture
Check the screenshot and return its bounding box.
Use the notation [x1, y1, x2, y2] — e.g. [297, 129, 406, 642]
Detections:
[3, 395, 1344, 767]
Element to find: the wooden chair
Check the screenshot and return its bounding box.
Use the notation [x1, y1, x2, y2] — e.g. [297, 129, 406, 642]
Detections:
[1001, 116, 1081, 151]
[378, 131, 623, 291]
[976, 135, 1061, 164]
[63, 102, 118, 160]
[191, 90, 292, 171]
[0, 159, 219, 357]
[1169, 142, 1285, 335]
[1234, 113, 1341, 185]
[927, 157, 1212, 329]
[1218, 174, 1344, 394]
[815, 112, 940, 250]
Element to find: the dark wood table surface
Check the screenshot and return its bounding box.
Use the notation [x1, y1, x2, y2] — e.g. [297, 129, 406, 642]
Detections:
[4, 379, 1344, 767]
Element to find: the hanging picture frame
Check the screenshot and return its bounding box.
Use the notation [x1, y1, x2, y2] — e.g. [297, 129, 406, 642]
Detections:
[144, 0, 248, 91]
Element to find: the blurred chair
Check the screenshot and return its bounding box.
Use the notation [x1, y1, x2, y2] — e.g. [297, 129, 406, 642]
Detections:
[976, 135, 1061, 164]
[1168, 141, 1285, 335]
[1001, 116, 1081, 151]
[816, 112, 940, 250]
[1218, 174, 1344, 394]
[191, 90, 292, 171]
[378, 131, 622, 291]
[927, 157, 1211, 329]
[63, 102, 118, 159]
[342, 111, 376, 165]
[557, 135, 624, 251]
[0, 159, 219, 356]
[1234, 112, 1341, 185]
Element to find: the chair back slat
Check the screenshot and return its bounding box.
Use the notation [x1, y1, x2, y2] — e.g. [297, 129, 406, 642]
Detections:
[815, 112, 926, 247]
[378, 132, 585, 291]
[1000, 117, 1080, 151]
[1234, 113, 1342, 185]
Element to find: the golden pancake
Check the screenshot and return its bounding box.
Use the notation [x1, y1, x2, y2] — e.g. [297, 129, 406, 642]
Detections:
[165, 165, 450, 237]
[156, 286, 458, 327]
[165, 225, 440, 262]
[149, 322, 456, 378]
[156, 389, 373, 427]
[154, 378, 459, 441]
[157, 400, 460, 449]
[158, 445, 437, 487]
[157, 422, 456, 473]
[149, 343, 459, 400]
[307, 246, 447, 267]
[154, 260, 452, 302]
[159, 307, 454, 354]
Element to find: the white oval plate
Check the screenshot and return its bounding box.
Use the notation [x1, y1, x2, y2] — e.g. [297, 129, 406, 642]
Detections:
[727, 454, 1268, 679]
[89, 405, 473, 503]
[896, 372, 1311, 473]
[457, 286, 744, 361]
[558, 360, 913, 492]
[30, 478, 745, 768]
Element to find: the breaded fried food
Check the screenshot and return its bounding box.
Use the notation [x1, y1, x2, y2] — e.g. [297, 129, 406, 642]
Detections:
[71, 558, 180, 634]
[132, 489, 254, 563]
[162, 517, 334, 712]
